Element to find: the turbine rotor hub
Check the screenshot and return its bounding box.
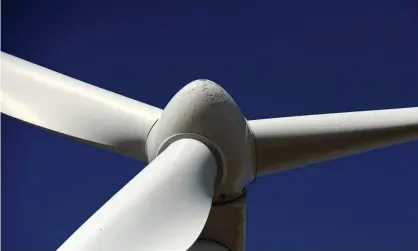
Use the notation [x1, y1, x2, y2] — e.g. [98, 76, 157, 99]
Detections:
[145, 79, 256, 202]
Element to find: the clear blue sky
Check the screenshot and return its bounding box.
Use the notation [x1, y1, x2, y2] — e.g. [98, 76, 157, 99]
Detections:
[2, 0, 418, 250]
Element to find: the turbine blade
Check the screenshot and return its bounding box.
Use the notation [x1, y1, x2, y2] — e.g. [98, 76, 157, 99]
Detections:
[57, 138, 218, 251]
[1, 52, 161, 161]
[248, 107, 418, 175]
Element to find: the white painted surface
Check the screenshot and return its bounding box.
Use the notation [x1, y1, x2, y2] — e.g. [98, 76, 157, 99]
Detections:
[57, 138, 218, 251]
[249, 107, 418, 175]
[1, 52, 161, 161]
[146, 79, 255, 201]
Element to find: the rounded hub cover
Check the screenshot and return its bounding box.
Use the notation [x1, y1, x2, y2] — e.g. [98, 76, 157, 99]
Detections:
[146, 79, 256, 202]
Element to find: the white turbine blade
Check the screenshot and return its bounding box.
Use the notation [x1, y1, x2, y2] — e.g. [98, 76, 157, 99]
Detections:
[0, 52, 161, 161]
[57, 138, 218, 251]
[249, 107, 418, 175]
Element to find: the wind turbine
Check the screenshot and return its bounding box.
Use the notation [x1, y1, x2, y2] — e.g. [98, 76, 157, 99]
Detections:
[1, 51, 417, 251]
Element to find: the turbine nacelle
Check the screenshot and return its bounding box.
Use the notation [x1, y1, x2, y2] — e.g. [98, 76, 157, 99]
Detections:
[145, 79, 256, 202]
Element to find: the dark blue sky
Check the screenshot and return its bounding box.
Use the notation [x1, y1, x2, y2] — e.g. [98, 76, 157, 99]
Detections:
[2, 0, 418, 250]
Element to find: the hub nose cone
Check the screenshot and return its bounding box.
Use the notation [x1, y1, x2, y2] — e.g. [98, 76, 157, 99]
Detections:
[146, 79, 256, 202]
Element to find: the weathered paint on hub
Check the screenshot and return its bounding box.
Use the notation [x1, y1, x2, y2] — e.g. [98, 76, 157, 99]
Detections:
[146, 79, 256, 202]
